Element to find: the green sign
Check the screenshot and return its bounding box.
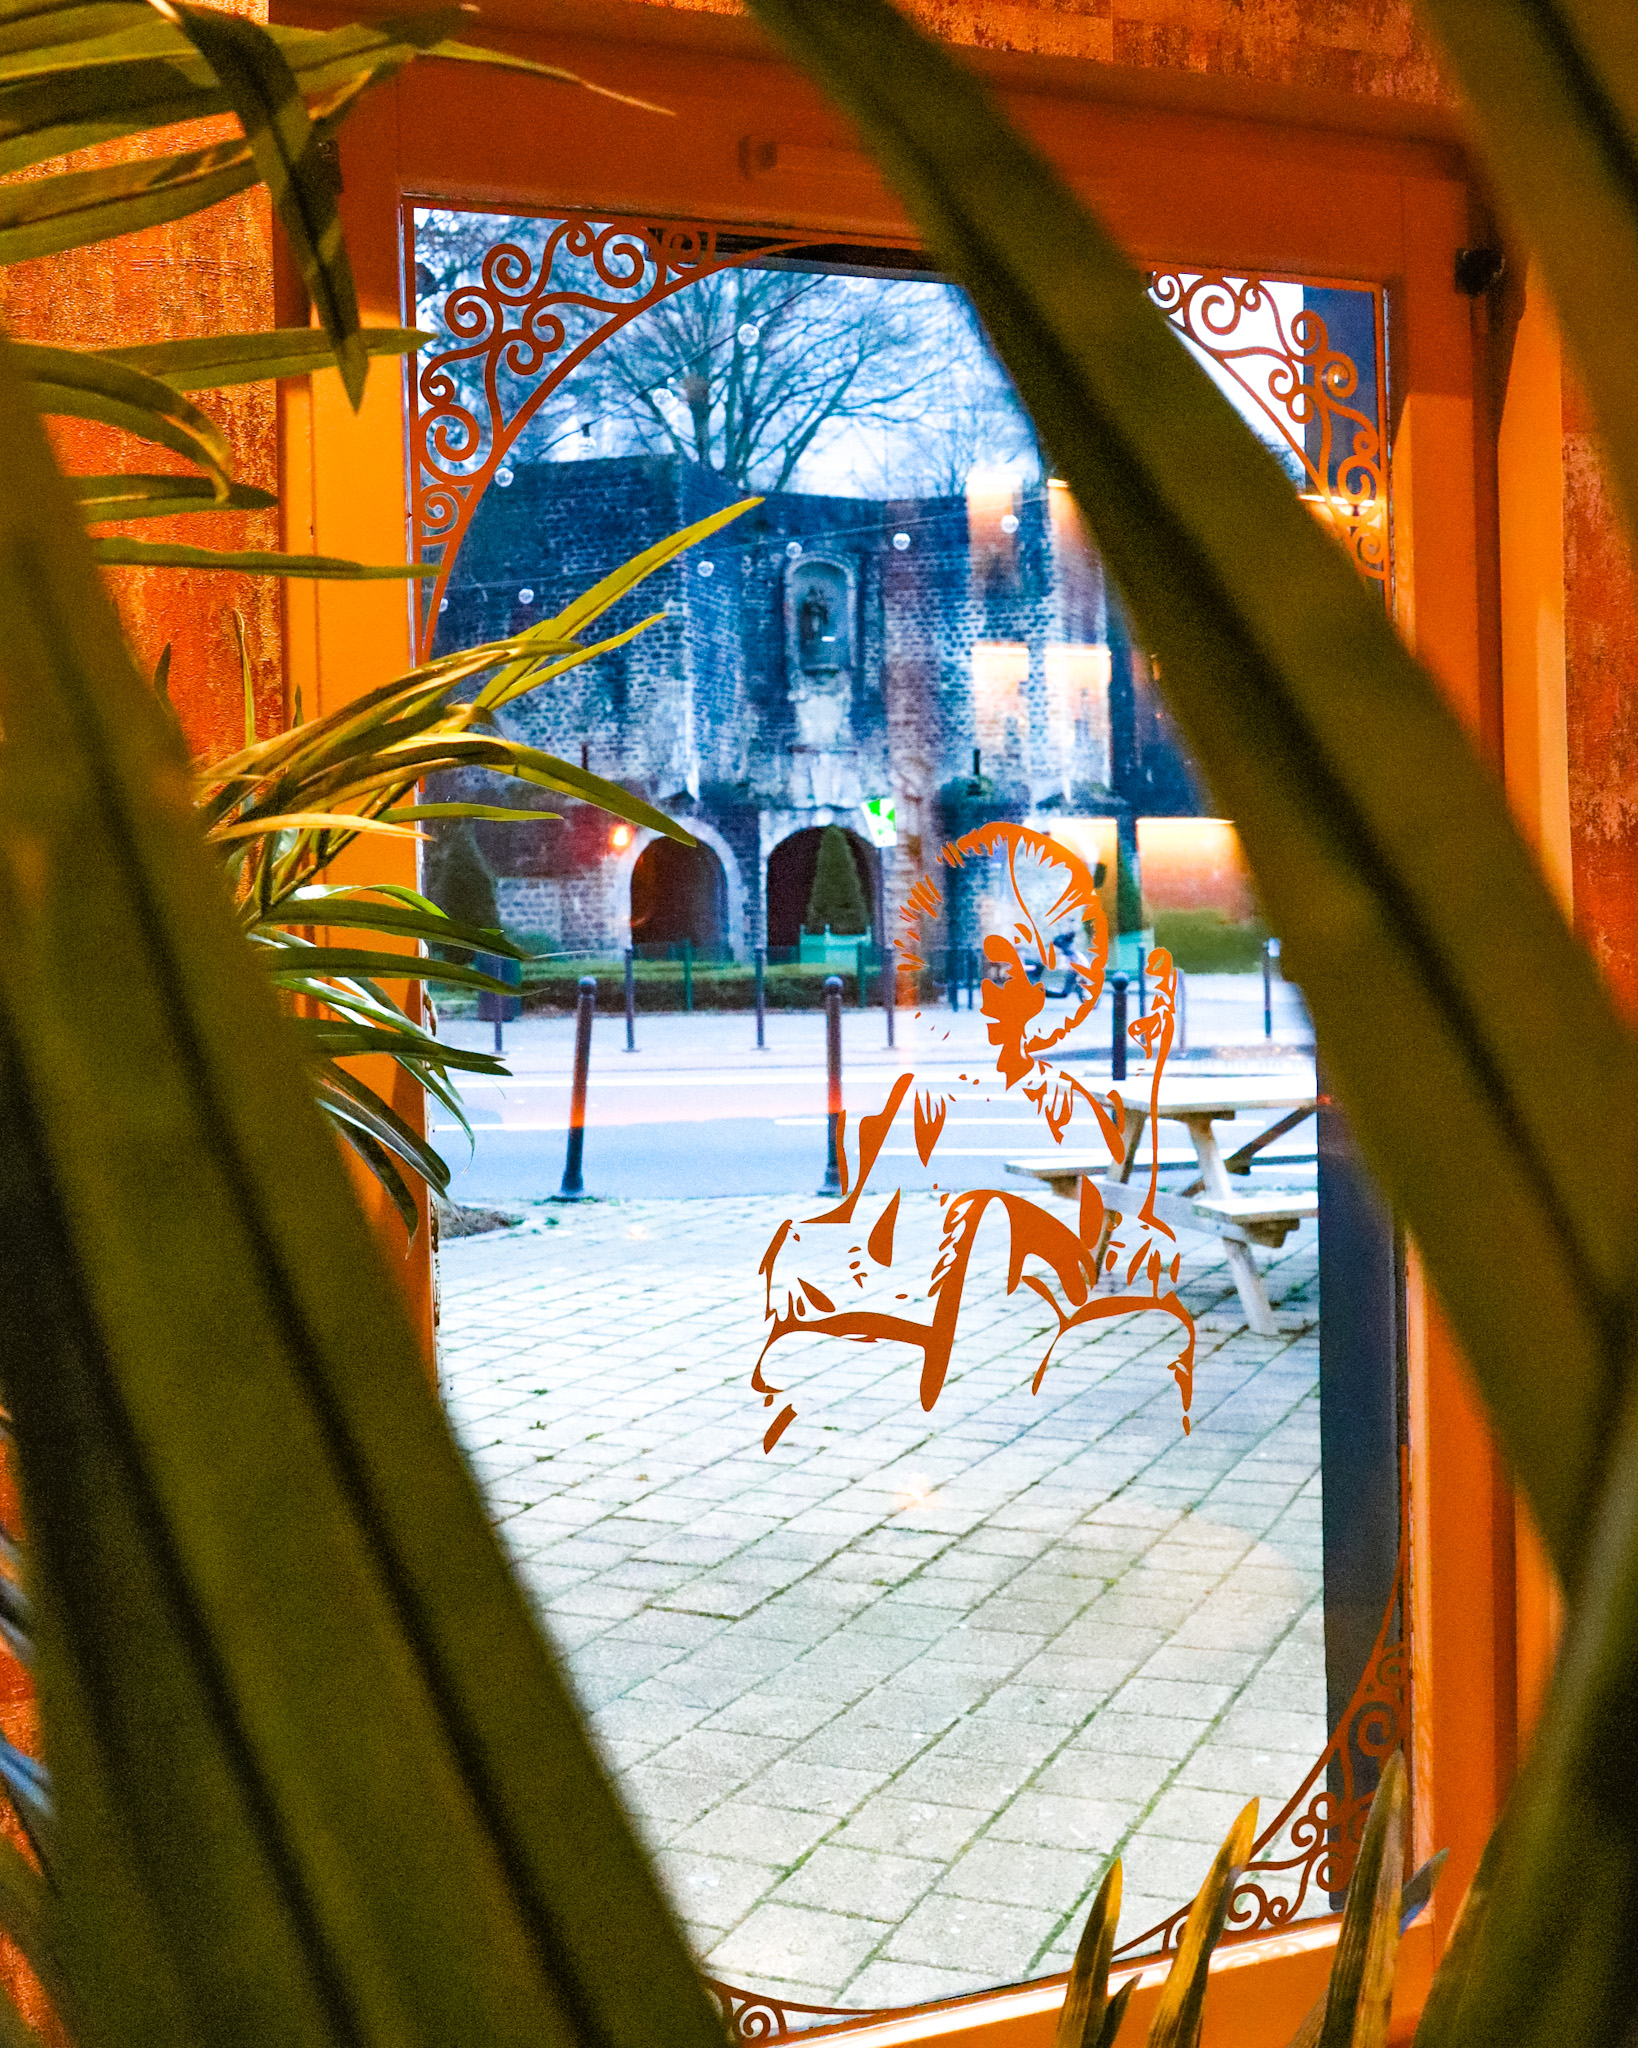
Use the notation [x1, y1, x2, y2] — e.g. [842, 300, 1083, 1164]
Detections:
[860, 797, 898, 848]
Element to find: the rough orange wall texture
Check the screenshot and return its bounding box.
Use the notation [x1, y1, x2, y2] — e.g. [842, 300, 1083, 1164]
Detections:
[1562, 371, 1638, 1020]
[0, 23, 276, 2032]
[0, 0, 281, 764]
[637, 0, 1451, 98]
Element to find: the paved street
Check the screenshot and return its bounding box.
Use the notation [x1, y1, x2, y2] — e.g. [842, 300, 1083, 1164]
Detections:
[438, 1178, 1328, 2017]
[432, 973, 1315, 1203]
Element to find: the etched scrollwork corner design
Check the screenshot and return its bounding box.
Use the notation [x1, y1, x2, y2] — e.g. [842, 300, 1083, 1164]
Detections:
[707, 1978, 856, 2042]
[407, 211, 819, 655]
[1148, 270, 1388, 586]
[1115, 1470, 1411, 1960]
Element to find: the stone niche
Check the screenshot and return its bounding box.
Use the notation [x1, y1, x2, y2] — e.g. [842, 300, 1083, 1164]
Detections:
[783, 552, 860, 808]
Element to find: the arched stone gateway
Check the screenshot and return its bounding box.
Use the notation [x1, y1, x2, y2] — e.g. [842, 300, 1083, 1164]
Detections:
[630, 835, 729, 954]
[764, 826, 877, 952]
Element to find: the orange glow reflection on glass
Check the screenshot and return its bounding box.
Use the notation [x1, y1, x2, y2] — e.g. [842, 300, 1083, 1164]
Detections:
[752, 821, 1197, 1455]
[610, 824, 633, 849]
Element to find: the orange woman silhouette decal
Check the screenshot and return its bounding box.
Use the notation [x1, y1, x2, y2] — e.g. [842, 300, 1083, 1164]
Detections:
[753, 822, 1197, 1453]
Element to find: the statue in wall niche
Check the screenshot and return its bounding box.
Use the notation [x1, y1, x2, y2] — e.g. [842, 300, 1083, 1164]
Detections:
[784, 554, 859, 807]
[797, 585, 834, 661]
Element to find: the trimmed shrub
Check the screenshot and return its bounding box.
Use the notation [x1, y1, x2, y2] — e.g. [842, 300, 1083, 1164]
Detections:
[423, 817, 499, 935]
[805, 823, 870, 936]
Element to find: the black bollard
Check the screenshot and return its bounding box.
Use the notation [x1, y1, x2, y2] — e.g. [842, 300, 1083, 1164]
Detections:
[624, 945, 636, 1053]
[818, 975, 844, 1197]
[966, 946, 977, 1010]
[1111, 971, 1129, 1083]
[875, 858, 895, 1049]
[1262, 938, 1274, 1038]
[948, 945, 959, 1013]
[755, 944, 767, 1049]
[476, 948, 521, 1054]
[558, 976, 597, 1198]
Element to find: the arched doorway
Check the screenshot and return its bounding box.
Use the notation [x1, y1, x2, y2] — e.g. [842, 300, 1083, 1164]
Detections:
[629, 836, 728, 954]
[765, 827, 877, 951]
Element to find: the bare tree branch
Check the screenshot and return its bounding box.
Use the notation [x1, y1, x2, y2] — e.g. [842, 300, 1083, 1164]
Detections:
[413, 211, 1038, 496]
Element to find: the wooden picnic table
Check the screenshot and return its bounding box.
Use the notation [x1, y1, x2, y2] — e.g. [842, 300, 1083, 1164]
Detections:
[1006, 1079, 1319, 1337]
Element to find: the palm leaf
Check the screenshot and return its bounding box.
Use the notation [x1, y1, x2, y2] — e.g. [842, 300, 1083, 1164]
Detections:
[289, 1020, 504, 1075]
[0, 1830, 67, 2021]
[209, 810, 423, 842]
[735, 0, 1638, 1607]
[90, 539, 434, 578]
[73, 476, 275, 521]
[1313, 1753, 1407, 2048]
[310, 1068, 455, 1210]
[17, 341, 230, 491]
[149, 1, 367, 405]
[474, 498, 760, 708]
[256, 943, 520, 996]
[379, 803, 556, 825]
[0, 1986, 47, 2048]
[1054, 1860, 1131, 2048]
[0, 13, 659, 178]
[0, 1, 149, 61]
[251, 888, 526, 960]
[200, 516, 743, 1220]
[104, 326, 426, 392]
[0, 10, 450, 177]
[0, 314, 727, 2048]
[0, 123, 257, 263]
[0, 1744, 53, 1878]
[1146, 1800, 1257, 2048]
[0, 66, 376, 265]
[1411, 1820, 1504, 2045]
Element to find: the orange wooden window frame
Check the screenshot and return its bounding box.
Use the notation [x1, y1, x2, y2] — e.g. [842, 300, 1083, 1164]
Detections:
[270, 7, 1566, 2038]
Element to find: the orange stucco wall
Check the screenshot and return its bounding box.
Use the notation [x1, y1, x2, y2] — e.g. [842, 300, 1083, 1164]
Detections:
[1563, 370, 1638, 1019]
[638, 0, 1451, 98]
[0, 0, 281, 765]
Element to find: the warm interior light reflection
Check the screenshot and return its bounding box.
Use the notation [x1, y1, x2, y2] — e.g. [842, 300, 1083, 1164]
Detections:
[1044, 644, 1113, 792]
[972, 640, 1029, 770]
[965, 464, 1018, 571]
[610, 823, 633, 849]
[893, 1473, 939, 1512]
[1136, 815, 1257, 918]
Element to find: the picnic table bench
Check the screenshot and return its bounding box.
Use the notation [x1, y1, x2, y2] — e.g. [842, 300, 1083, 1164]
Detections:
[1006, 1079, 1319, 1336]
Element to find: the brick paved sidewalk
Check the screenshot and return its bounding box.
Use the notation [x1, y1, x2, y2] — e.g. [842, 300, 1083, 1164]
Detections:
[438, 1195, 1325, 2016]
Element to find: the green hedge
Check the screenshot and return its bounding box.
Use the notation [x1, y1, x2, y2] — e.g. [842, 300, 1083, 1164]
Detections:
[1153, 908, 1270, 974]
[437, 960, 935, 1016]
[526, 963, 933, 1013]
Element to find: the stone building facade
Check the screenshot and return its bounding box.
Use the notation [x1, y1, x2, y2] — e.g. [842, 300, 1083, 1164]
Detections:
[437, 451, 1201, 957]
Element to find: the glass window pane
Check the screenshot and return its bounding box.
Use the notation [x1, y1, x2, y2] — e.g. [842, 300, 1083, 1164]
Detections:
[412, 209, 1403, 2026]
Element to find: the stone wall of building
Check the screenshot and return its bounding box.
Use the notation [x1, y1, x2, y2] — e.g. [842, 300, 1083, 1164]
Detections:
[436, 451, 1177, 957]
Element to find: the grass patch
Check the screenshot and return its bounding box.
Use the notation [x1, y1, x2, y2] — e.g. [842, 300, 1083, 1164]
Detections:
[1153, 908, 1270, 974]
